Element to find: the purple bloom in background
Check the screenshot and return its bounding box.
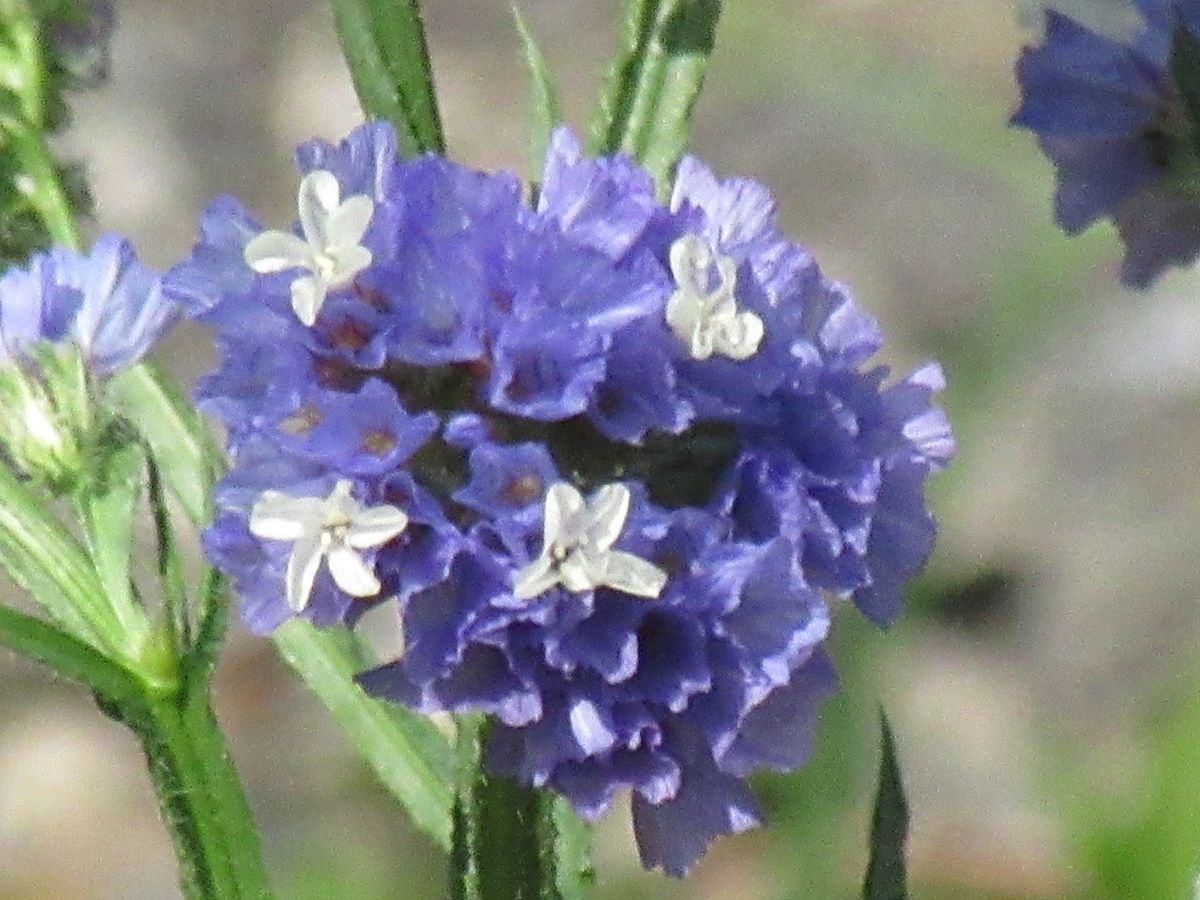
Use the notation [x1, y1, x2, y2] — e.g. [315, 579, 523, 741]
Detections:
[1012, 0, 1200, 286]
[173, 121, 951, 875]
[0, 234, 175, 488]
[0, 234, 175, 375]
[48, 0, 115, 88]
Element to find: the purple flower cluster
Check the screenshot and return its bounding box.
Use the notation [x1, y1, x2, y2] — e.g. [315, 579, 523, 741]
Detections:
[169, 122, 951, 875]
[1012, 0, 1200, 286]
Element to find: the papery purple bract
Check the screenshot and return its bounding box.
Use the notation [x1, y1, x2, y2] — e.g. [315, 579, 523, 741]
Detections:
[175, 121, 951, 875]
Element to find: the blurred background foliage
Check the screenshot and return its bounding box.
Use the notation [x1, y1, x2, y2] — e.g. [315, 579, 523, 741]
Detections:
[3, 0, 1200, 897]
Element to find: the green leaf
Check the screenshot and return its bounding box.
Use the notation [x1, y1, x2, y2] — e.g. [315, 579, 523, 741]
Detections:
[0, 460, 112, 648]
[0, 603, 145, 706]
[862, 713, 909, 900]
[1171, 18, 1200, 154]
[328, 0, 445, 155]
[74, 437, 151, 649]
[586, 0, 720, 194]
[107, 361, 219, 527]
[511, 5, 561, 182]
[273, 618, 454, 849]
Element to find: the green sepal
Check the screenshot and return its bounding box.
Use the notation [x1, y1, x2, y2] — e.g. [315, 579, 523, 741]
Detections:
[0, 342, 93, 491]
[862, 712, 910, 900]
[512, 5, 561, 184]
[586, 0, 721, 195]
[0, 459, 116, 648]
[74, 434, 156, 659]
[327, 0, 445, 155]
[273, 618, 455, 850]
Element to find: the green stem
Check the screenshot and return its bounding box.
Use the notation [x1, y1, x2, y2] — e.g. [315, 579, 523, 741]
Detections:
[126, 685, 273, 900]
[451, 715, 591, 900]
[9, 125, 81, 248]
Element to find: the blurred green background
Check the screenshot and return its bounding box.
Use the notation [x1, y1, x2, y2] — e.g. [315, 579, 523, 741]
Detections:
[4, 0, 1200, 897]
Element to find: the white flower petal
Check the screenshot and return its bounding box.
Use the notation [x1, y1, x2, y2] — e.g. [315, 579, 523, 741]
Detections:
[249, 492, 323, 540]
[669, 233, 711, 291]
[558, 552, 598, 593]
[713, 311, 764, 360]
[298, 170, 342, 248]
[664, 288, 700, 342]
[584, 484, 630, 551]
[326, 244, 372, 285]
[290, 275, 325, 326]
[712, 257, 739, 311]
[600, 551, 667, 599]
[285, 533, 325, 612]
[243, 230, 312, 274]
[327, 544, 381, 597]
[666, 234, 763, 362]
[513, 554, 558, 599]
[543, 482, 584, 548]
[327, 195, 374, 249]
[346, 505, 409, 549]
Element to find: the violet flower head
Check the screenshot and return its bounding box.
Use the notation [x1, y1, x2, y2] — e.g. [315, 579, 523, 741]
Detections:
[173, 121, 952, 875]
[1012, 0, 1200, 286]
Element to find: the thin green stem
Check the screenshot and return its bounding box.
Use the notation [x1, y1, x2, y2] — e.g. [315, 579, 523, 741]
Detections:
[450, 715, 590, 900]
[127, 685, 273, 899]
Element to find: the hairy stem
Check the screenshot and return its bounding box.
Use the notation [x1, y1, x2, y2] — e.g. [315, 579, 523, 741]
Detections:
[121, 685, 273, 899]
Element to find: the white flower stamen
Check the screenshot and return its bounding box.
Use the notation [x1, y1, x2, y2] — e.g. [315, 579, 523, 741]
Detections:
[512, 482, 667, 600]
[243, 170, 374, 327]
[249, 479, 407, 613]
[665, 234, 764, 361]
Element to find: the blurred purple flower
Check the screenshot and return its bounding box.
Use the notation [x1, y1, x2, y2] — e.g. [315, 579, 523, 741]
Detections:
[1012, 0, 1200, 286]
[0, 234, 175, 375]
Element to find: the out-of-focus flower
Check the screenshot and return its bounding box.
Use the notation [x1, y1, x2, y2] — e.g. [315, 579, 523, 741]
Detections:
[0, 234, 174, 376]
[172, 121, 951, 875]
[1012, 0, 1200, 286]
[46, 0, 115, 89]
[0, 235, 175, 486]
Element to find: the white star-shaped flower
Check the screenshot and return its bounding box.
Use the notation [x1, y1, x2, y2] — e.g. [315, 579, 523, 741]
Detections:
[243, 170, 374, 326]
[249, 479, 407, 613]
[665, 234, 764, 361]
[513, 482, 667, 600]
